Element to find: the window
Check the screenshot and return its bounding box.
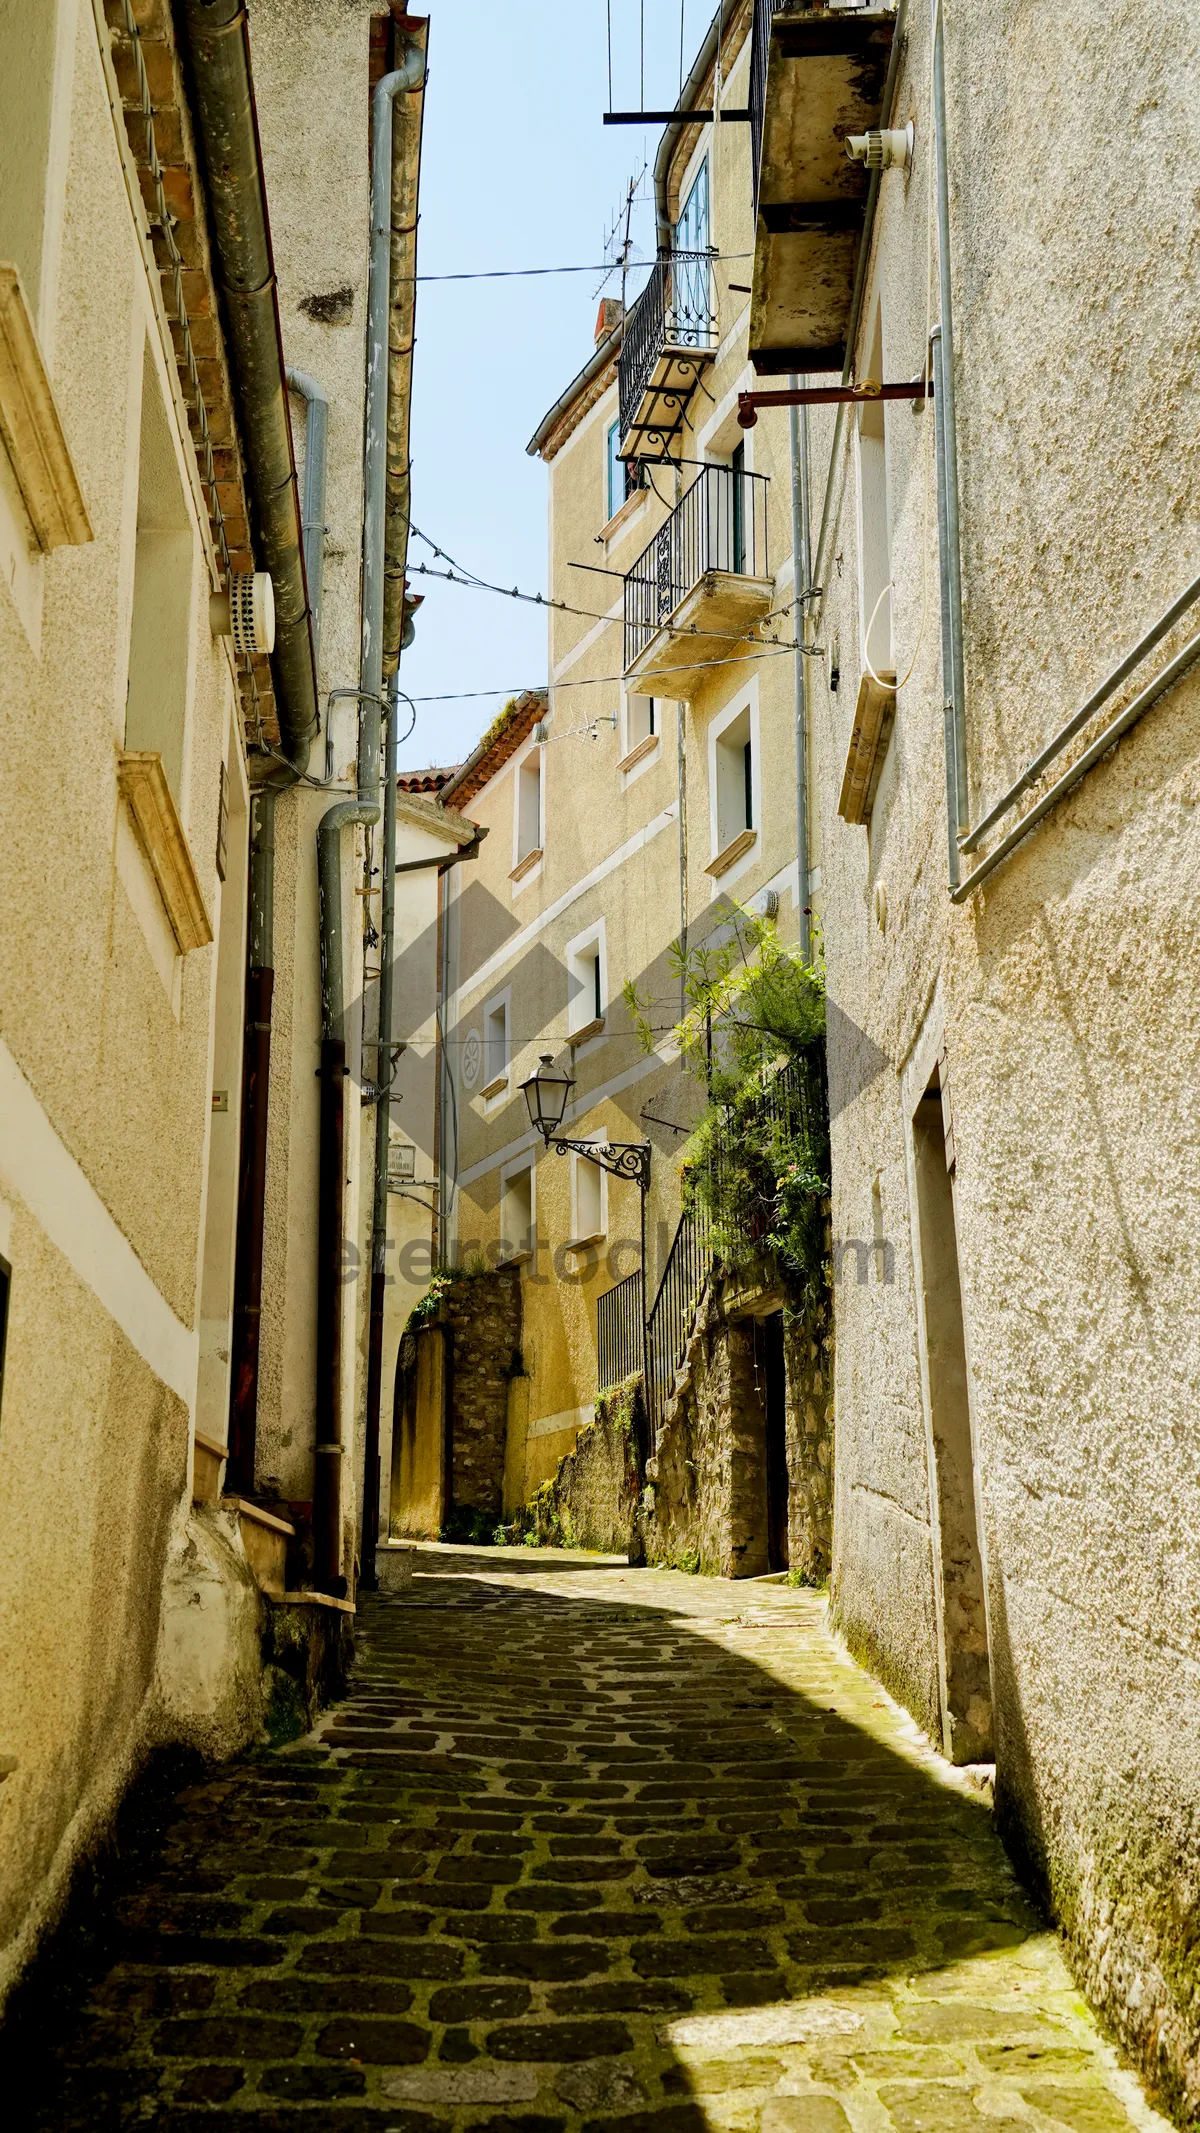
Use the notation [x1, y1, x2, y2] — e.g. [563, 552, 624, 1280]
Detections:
[500, 1162, 535, 1262]
[126, 347, 195, 803]
[566, 921, 606, 1042]
[715, 705, 754, 851]
[571, 1146, 606, 1245]
[857, 300, 893, 677]
[514, 752, 542, 872]
[673, 158, 711, 347]
[0, 0, 60, 319]
[625, 695, 656, 754]
[606, 420, 641, 523]
[731, 440, 747, 576]
[482, 994, 509, 1097]
[0, 1251, 9, 1429]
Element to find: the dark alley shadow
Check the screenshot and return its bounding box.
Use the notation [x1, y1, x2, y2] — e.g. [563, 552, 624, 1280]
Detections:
[2, 1566, 1144, 2133]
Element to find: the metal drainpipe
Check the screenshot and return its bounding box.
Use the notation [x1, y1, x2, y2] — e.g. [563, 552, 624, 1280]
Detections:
[360, 663, 403, 1589]
[227, 778, 287, 1494]
[931, 326, 960, 887]
[312, 45, 425, 1596]
[285, 368, 329, 662]
[789, 381, 812, 965]
[932, 0, 968, 838]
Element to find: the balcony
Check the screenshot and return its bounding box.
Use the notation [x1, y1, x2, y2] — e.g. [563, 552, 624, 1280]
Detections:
[623, 463, 773, 702]
[748, 1, 896, 373]
[617, 250, 719, 461]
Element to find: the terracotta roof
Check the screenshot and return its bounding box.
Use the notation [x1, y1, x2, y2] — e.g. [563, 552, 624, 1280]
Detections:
[397, 767, 457, 793]
[440, 689, 548, 806]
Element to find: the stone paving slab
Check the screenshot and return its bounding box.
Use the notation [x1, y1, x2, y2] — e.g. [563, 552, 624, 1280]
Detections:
[14, 1549, 1172, 2132]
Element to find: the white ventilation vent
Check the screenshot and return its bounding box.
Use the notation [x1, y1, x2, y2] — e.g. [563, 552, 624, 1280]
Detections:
[209, 571, 275, 654]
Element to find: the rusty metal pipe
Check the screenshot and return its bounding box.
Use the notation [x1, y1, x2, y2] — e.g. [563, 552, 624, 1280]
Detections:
[177, 0, 318, 770]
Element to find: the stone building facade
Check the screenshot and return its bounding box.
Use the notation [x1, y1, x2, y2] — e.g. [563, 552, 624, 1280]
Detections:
[744, 0, 1200, 2112]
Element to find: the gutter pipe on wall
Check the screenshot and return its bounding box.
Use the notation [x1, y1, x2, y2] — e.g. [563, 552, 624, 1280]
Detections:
[789, 383, 812, 964]
[177, 0, 318, 771]
[931, 0, 968, 846]
[930, 327, 960, 888]
[312, 43, 425, 1597]
[227, 780, 283, 1493]
[653, 0, 741, 249]
[285, 367, 329, 661]
[360, 667, 403, 1592]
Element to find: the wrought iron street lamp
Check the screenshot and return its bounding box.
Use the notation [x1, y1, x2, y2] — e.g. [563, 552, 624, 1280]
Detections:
[519, 1054, 652, 1192]
[519, 1052, 653, 1397]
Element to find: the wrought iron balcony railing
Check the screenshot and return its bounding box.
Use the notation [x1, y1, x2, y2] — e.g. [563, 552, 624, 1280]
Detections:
[623, 461, 770, 673]
[597, 1267, 645, 1395]
[617, 249, 719, 456]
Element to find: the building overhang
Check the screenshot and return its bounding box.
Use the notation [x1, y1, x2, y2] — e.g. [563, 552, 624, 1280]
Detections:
[750, 6, 896, 375]
[625, 571, 775, 703]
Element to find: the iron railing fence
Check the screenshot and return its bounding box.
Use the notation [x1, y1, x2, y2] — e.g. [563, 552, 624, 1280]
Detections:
[624, 461, 770, 670]
[618, 249, 720, 446]
[645, 1205, 714, 1428]
[596, 1269, 645, 1395]
[699, 1048, 831, 1245]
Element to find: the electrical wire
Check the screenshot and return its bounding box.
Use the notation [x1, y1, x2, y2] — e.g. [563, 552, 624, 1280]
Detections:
[402, 641, 821, 707]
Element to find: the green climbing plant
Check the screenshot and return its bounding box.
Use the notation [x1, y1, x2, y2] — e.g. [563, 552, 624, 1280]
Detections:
[625, 905, 830, 1309]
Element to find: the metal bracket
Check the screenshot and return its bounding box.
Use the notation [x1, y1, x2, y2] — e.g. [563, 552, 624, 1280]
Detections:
[550, 1138, 652, 1191]
[738, 378, 931, 428]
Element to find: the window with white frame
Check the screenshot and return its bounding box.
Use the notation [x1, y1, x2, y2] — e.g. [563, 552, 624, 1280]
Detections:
[482, 994, 509, 1096]
[566, 921, 606, 1041]
[857, 299, 893, 677]
[500, 1161, 534, 1261]
[514, 752, 542, 868]
[571, 1144, 606, 1245]
[714, 704, 754, 855]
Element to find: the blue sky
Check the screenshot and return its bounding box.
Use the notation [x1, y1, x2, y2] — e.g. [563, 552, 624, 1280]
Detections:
[396, 0, 718, 771]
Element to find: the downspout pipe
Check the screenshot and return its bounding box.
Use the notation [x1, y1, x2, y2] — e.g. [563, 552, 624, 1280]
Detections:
[360, 665, 403, 1590]
[931, 0, 968, 839]
[789, 382, 812, 965]
[312, 44, 425, 1596]
[654, 0, 741, 250]
[177, 0, 318, 771]
[227, 777, 287, 1494]
[285, 367, 329, 661]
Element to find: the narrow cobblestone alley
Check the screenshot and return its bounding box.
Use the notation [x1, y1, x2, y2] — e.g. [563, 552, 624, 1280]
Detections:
[13, 1552, 1170, 2133]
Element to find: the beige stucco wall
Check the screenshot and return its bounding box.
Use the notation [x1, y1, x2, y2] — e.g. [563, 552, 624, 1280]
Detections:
[0, 0, 247, 2003]
[805, 0, 1200, 2109]
[244, 0, 381, 1565]
[441, 35, 815, 1522]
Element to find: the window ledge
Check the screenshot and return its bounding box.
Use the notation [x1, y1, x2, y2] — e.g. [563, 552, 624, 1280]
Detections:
[567, 1231, 606, 1252]
[117, 751, 213, 954]
[497, 1247, 533, 1267]
[705, 827, 758, 879]
[510, 846, 543, 883]
[0, 265, 92, 551]
[568, 1016, 605, 1048]
[617, 734, 659, 774]
[838, 668, 897, 826]
[601, 487, 647, 544]
[480, 1073, 509, 1101]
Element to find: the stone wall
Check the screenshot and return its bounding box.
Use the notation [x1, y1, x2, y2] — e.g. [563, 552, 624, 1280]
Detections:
[527, 1383, 644, 1554]
[443, 1267, 523, 1518]
[784, 1295, 834, 1581]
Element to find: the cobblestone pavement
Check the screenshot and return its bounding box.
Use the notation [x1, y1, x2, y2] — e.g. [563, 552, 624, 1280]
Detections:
[19, 1548, 1170, 2133]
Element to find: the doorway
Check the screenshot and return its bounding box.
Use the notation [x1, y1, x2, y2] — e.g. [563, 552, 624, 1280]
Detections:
[762, 1311, 789, 1572]
[912, 1071, 993, 1763]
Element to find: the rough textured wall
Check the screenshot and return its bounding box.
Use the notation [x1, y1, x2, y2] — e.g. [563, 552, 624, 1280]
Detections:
[783, 1298, 834, 1582]
[530, 1385, 643, 1555]
[809, 1, 1200, 2113]
[443, 1269, 523, 1520]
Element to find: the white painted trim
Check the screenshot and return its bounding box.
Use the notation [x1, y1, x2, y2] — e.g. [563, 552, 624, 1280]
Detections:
[552, 594, 622, 684]
[451, 800, 679, 1016]
[565, 915, 607, 1041]
[527, 1404, 594, 1441]
[707, 679, 761, 897]
[0, 1039, 197, 1403]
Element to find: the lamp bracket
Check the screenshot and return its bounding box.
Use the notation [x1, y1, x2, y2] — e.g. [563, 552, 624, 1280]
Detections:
[550, 1137, 651, 1191]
